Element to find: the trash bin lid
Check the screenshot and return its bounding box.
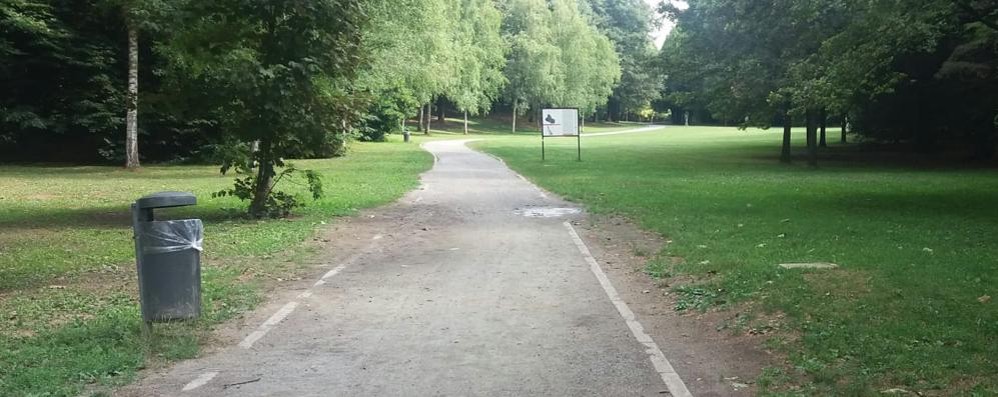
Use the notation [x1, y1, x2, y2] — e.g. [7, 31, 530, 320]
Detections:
[136, 191, 197, 209]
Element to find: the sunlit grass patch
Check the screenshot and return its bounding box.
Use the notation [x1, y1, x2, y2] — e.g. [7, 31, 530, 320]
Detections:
[0, 138, 432, 396]
[476, 126, 998, 395]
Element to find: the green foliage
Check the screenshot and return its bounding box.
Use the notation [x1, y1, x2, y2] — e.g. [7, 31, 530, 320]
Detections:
[659, 0, 998, 158]
[160, 0, 367, 216]
[500, 0, 621, 116]
[584, 0, 664, 119]
[674, 285, 722, 312]
[213, 164, 324, 219]
[357, 89, 419, 142]
[0, 0, 124, 159]
[501, 0, 562, 115]
[363, 0, 453, 95]
[446, 0, 508, 115]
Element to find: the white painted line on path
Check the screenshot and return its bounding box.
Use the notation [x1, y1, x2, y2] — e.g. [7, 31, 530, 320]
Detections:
[239, 301, 298, 349]
[238, 329, 268, 349]
[321, 264, 347, 280]
[237, 302, 299, 349]
[564, 222, 694, 397]
[236, 236, 381, 351]
[182, 371, 218, 392]
[262, 302, 299, 327]
[179, 168, 404, 391]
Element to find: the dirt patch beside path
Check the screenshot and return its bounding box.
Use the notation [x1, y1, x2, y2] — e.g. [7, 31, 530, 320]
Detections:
[575, 214, 777, 397]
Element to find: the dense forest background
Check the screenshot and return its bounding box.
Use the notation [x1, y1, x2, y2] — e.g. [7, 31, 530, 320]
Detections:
[0, 0, 660, 163]
[2, 0, 996, 166]
[655, 0, 998, 163]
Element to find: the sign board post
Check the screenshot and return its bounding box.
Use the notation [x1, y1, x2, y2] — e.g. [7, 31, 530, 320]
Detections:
[540, 108, 581, 161]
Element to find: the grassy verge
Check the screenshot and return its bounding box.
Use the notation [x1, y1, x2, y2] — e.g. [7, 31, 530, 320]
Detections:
[418, 116, 648, 135]
[0, 137, 432, 396]
[475, 127, 998, 395]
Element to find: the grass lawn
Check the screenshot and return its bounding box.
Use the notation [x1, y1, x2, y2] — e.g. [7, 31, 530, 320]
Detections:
[475, 126, 998, 396]
[418, 115, 649, 136]
[0, 138, 432, 396]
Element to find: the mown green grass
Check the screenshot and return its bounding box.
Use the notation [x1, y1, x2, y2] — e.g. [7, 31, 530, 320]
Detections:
[476, 127, 998, 396]
[421, 116, 648, 136]
[0, 138, 432, 396]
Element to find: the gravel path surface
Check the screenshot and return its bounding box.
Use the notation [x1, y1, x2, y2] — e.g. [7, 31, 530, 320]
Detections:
[124, 140, 715, 396]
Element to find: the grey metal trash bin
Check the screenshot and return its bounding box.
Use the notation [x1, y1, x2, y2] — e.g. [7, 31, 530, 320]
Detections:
[131, 192, 203, 324]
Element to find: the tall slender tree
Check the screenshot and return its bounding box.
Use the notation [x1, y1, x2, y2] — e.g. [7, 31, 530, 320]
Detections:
[446, 0, 507, 134]
[584, 0, 663, 120]
[124, 13, 139, 169]
[501, 0, 562, 132]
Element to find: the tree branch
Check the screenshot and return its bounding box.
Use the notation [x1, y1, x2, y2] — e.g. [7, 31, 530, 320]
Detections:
[952, 0, 998, 32]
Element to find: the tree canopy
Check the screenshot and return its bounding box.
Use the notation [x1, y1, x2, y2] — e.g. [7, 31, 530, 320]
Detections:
[658, 0, 998, 162]
[1, 0, 636, 214]
[584, 0, 664, 121]
[500, 0, 621, 131]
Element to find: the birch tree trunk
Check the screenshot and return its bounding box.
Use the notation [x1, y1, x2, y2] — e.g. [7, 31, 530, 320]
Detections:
[418, 104, 424, 132]
[781, 110, 792, 163]
[125, 20, 140, 170]
[840, 116, 848, 143]
[464, 111, 468, 135]
[426, 103, 432, 134]
[512, 99, 517, 134]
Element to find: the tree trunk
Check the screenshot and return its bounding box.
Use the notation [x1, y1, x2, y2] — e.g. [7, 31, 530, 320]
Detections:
[426, 102, 432, 134]
[463, 111, 468, 135]
[512, 99, 518, 134]
[840, 116, 848, 143]
[438, 98, 445, 123]
[974, 118, 996, 160]
[819, 108, 828, 148]
[125, 20, 140, 170]
[418, 104, 424, 132]
[806, 109, 818, 167]
[249, 139, 275, 217]
[781, 111, 792, 163]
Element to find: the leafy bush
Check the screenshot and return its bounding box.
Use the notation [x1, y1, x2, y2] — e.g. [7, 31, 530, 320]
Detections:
[213, 161, 323, 219]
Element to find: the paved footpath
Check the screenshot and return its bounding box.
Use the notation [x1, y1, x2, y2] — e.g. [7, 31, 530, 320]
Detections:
[127, 140, 693, 396]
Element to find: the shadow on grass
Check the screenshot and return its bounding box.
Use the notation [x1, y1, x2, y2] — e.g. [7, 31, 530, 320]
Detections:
[0, 206, 250, 231]
[749, 143, 998, 171]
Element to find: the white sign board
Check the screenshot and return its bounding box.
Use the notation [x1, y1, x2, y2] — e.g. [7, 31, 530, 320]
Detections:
[541, 108, 580, 137]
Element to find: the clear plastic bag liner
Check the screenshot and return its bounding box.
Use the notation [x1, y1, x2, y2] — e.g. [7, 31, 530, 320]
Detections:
[140, 219, 204, 255]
